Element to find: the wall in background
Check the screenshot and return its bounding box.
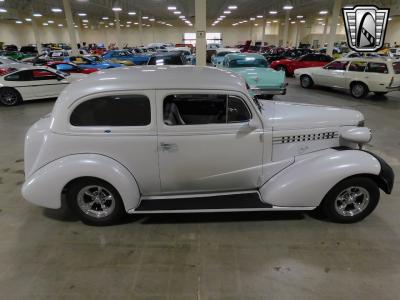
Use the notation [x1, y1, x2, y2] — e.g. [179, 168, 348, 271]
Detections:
[0, 16, 398, 48]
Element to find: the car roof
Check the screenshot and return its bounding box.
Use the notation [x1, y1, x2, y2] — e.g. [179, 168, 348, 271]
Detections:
[337, 57, 398, 63]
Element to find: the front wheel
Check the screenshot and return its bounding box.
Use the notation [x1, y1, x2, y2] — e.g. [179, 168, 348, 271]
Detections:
[300, 75, 314, 89]
[67, 178, 126, 226]
[320, 177, 380, 223]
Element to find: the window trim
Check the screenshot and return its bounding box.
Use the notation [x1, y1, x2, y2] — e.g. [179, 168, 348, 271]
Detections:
[162, 93, 252, 127]
[69, 93, 152, 128]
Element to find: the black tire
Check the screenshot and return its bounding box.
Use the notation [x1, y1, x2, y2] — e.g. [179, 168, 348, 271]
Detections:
[350, 82, 368, 98]
[374, 92, 388, 96]
[0, 88, 22, 106]
[320, 177, 380, 223]
[67, 178, 126, 226]
[300, 75, 314, 89]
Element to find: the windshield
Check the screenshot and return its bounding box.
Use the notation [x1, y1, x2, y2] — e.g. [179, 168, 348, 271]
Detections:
[228, 58, 268, 68]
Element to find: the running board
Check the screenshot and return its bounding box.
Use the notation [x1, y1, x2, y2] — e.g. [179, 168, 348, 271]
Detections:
[133, 192, 270, 212]
[128, 192, 315, 214]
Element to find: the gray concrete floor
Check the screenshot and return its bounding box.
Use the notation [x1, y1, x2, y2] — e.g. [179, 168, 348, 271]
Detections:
[0, 78, 399, 300]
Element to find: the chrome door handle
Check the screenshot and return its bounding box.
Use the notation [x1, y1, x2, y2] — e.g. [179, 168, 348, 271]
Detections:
[160, 142, 178, 152]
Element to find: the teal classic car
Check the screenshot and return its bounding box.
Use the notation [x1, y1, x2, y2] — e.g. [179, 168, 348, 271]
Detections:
[218, 53, 286, 99]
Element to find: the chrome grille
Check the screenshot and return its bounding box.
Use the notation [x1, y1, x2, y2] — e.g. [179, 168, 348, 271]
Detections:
[273, 131, 339, 144]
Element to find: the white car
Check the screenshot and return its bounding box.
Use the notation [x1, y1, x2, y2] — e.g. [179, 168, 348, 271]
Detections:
[294, 58, 400, 98]
[0, 66, 85, 106]
[0, 56, 28, 68]
[21, 66, 394, 226]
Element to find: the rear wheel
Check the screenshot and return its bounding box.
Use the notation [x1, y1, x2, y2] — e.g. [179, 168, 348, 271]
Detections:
[300, 75, 314, 88]
[350, 82, 368, 98]
[320, 177, 379, 223]
[67, 178, 126, 226]
[0, 88, 22, 106]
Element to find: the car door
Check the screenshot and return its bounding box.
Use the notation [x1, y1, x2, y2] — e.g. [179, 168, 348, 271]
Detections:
[156, 90, 264, 194]
[31, 69, 69, 98]
[3, 70, 38, 100]
[317, 60, 349, 88]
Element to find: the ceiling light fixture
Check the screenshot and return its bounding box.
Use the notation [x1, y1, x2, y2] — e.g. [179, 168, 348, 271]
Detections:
[167, 6, 176, 10]
[269, 10, 277, 14]
[25, 18, 32, 21]
[48, 20, 54, 23]
[128, 12, 136, 15]
[283, 5, 293, 10]
[173, 11, 181, 14]
[228, 5, 237, 10]
[78, 13, 87, 16]
[33, 13, 42, 17]
[297, 15, 303, 18]
[102, 16, 109, 20]
[142, 16, 149, 19]
[51, 8, 62, 13]
[112, 7, 122, 12]
[319, 10, 328, 15]
[0, 8, 7, 13]
[16, 20, 22, 24]
[223, 10, 231, 14]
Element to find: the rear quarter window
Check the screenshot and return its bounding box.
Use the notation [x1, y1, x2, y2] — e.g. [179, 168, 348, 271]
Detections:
[70, 95, 151, 126]
[367, 62, 388, 74]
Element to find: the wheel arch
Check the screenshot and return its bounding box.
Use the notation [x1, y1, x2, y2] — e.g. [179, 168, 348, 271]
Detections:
[22, 154, 141, 211]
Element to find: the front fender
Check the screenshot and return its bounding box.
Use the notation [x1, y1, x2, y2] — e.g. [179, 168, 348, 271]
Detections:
[22, 154, 140, 211]
[260, 149, 381, 207]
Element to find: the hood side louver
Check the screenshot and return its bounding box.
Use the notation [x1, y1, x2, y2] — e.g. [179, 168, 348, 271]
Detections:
[273, 131, 339, 144]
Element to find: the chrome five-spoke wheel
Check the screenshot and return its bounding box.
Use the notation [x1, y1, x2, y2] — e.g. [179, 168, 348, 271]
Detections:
[67, 178, 125, 225]
[77, 185, 116, 218]
[334, 186, 369, 217]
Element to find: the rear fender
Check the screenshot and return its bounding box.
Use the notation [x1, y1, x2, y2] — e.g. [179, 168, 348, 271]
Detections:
[260, 149, 381, 207]
[22, 154, 140, 211]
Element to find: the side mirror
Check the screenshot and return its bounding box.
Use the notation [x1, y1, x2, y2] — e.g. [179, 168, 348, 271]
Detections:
[247, 119, 258, 130]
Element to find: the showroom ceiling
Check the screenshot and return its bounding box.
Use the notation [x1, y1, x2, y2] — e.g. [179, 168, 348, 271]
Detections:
[0, 0, 397, 25]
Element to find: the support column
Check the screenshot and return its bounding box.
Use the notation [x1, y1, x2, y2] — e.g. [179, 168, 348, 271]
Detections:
[261, 15, 266, 46]
[62, 0, 79, 55]
[326, 0, 342, 56]
[31, 19, 43, 54]
[282, 11, 290, 48]
[321, 16, 329, 48]
[115, 11, 122, 49]
[195, 0, 206, 66]
[138, 11, 143, 46]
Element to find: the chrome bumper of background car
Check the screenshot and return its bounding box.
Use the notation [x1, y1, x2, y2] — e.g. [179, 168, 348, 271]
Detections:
[251, 86, 287, 95]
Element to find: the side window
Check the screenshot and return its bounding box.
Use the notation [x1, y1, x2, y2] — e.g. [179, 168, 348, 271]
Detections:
[324, 61, 349, 70]
[349, 61, 367, 72]
[164, 94, 227, 125]
[5, 70, 32, 81]
[302, 54, 313, 61]
[70, 95, 151, 126]
[32, 70, 58, 80]
[228, 96, 251, 123]
[367, 63, 388, 74]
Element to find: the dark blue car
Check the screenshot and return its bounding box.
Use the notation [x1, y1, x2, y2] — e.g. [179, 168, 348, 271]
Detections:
[102, 50, 149, 65]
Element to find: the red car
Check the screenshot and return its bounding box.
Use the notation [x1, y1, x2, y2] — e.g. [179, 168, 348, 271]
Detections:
[45, 61, 98, 74]
[270, 53, 333, 76]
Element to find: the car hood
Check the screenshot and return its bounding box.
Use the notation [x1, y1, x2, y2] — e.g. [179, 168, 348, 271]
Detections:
[262, 101, 364, 130]
[66, 73, 87, 82]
